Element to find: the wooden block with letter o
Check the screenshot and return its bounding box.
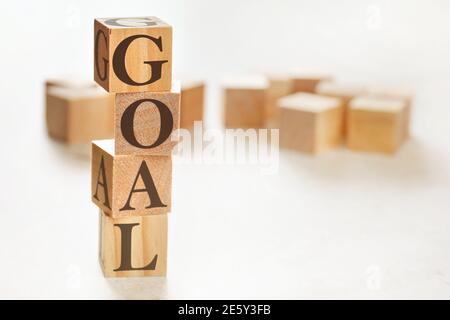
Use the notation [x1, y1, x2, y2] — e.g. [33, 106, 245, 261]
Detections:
[99, 209, 167, 277]
[347, 96, 408, 154]
[46, 86, 114, 144]
[223, 76, 268, 128]
[180, 80, 205, 129]
[115, 82, 180, 155]
[91, 140, 171, 218]
[278, 93, 343, 154]
[94, 16, 172, 93]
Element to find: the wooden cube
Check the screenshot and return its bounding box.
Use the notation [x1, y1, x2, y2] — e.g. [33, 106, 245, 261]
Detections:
[347, 96, 408, 154]
[91, 140, 171, 218]
[99, 209, 167, 277]
[114, 82, 180, 156]
[223, 76, 268, 128]
[316, 81, 366, 133]
[278, 93, 343, 154]
[45, 75, 98, 90]
[291, 73, 332, 93]
[264, 77, 294, 127]
[180, 80, 205, 129]
[94, 17, 172, 93]
[46, 86, 114, 144]
[365, 86, 413, 139]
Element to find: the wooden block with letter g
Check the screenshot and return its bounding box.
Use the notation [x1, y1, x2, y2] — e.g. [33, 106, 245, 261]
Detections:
[46, 86, 114, 144]
[278, 93, 343, 154]
[94, 16, 172, 93]
[99, 209, 167, 277]
[347, 96, 408, 154]
[91, 140, 171, 218]
[115, 82, 180, 155]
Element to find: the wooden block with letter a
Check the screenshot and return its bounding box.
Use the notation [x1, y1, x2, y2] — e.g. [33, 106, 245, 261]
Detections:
[347, 96, 408, 154]
[223, 75, 268, 128]
[99, 209, 167, 277]
[278, 93, 343, 154]
[180, 80, 205, 129]
[46, 86, 114, 144]
[114, 82, 180, 155]
[94, 16, 172, 93]
[91, 139, 171, 218]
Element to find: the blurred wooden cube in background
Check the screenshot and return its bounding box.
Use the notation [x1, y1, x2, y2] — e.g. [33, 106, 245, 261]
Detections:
[278, 93, 343, 154]
[365, 86, 413, 139]
[264, 72, 332, 127]
[316, 81, 366, 133]
[223, 75, 268, 128]
[291, 73, 332, 94]
[46, 83, 114, 144]
[45, 76, 98, 90]
[180, 80, 205, 129]
[265, 76, 294, 127]
[347, 96, 408, 154]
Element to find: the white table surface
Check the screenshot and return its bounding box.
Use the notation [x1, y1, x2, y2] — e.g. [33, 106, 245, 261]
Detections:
[1, 0, 450, 299]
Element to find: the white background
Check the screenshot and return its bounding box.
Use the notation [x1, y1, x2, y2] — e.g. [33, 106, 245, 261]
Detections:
[0, 0, 450, 299]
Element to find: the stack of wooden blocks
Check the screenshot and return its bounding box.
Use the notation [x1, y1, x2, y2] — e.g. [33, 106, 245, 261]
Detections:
[91, 17, 179, 277]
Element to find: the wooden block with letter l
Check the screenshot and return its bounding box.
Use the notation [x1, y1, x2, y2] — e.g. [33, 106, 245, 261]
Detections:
[46, 86, 114, 144]
[278, 93, 343, 154]
[347, 96, 408, 154]
[223, 75, 268, 128]
[94, 16, 172, 93]
[91, 139, 171, 218]
[99, 209, 167, 277]
[115, 82, 180, 156]
[180, 80, 205, 129]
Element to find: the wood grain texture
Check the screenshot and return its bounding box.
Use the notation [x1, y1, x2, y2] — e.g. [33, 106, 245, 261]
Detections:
[180, 81, 204, 129]
[278, 93, 343, 154]
[46, 86, 114, 144]
[94, 17, 172, 93]
[347, 96, 407, 154]
[91, 140, 172, 218]
[99, 209, 167, 278]
[114, 83, 180, 155]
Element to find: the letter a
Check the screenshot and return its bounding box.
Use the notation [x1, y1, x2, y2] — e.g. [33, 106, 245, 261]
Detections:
[119, 160, 167, 211]
[113, 223, 158, 271]
[93, 156, 110, 209]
